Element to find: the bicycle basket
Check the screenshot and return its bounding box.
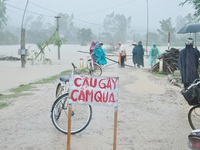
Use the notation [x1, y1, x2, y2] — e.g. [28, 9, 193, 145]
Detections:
[188, 130, 200, 149]
[181, 83, 200, 106]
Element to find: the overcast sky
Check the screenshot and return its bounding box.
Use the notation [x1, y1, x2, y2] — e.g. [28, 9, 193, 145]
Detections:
[6, 0, 195, 33]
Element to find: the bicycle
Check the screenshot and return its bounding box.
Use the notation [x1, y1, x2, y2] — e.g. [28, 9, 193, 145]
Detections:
[51, 58, 101, 134]
[184, 79, 200, 130]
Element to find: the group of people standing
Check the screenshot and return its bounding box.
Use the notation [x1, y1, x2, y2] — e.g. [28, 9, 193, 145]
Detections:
[90, 37, 200, 95]
[131, 38, 200, 91]
[118, 41, 160, 68]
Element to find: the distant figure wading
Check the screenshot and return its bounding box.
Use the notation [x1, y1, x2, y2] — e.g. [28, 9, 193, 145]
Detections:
[118, 42, 126, 67]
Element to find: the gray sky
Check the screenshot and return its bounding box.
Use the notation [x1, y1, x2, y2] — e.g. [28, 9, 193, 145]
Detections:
[6, 0, 195, 33]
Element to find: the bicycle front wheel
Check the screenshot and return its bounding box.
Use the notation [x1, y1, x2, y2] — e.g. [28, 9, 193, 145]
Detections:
[91, 63, 102, 76]
[55, 83, 63, 98]
[188, 104, 200, 130]
[51, 93, 92, 134]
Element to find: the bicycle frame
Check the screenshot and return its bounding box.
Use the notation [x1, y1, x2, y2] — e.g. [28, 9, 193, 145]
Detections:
[55, 63, 79, 97]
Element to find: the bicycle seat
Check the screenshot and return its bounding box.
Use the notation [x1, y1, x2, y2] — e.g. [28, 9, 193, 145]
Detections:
[59, 76, 69, 82]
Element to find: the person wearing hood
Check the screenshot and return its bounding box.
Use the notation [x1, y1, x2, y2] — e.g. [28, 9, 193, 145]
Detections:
[178, 37, 200, 89]
[92, 42, 107, 66]
[132, 42, 137, 66]
[90, 41, 96, 62]
[132, 41, 144, 68]
[148, 43, 161, 68]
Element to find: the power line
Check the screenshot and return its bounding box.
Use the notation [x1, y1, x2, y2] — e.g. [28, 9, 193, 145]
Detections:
[7, 8, 23, 17]
[29, 2, 58, 14]
[6, 3, 54, 18]
[5, 24, 21, 30]
[76, 0, 135, 17]
[73, 18, 103, 27]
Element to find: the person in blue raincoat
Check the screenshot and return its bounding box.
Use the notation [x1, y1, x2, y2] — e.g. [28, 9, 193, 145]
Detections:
[178, 37, 200, 89]
[92, 42, 107, 66]
[132, 41, 144, 68]
[148, 43, 161, 68]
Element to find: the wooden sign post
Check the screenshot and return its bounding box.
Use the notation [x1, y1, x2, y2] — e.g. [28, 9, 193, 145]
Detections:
[67, 75, 119, 150]
[113, 106, 118, 150]
[67, 104, 72, 150]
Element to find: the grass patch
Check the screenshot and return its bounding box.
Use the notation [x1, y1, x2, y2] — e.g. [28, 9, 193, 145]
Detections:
[10, 84, 34, 93]
[0, 93, 33, 109]
[0, 102, 9, 109]
[152, 72, 168, 77]
[0, 93, 33, 99]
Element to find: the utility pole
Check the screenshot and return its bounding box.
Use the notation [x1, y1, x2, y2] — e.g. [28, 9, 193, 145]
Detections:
[19, 0, 29, 68]
[55, 16, 61, 60]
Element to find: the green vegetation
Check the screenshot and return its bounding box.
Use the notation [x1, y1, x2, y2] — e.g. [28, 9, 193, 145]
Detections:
[0, 102, 9, 109]
[10, 85, 34, 93]
[152, 72, 168, 77]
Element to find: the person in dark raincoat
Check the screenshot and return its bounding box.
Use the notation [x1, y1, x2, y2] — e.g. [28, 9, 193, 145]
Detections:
[92, 42, 107, 66]
[132, 41, 144, 68]
[178, 37, 200, 89]
[132, 42, 137, 67]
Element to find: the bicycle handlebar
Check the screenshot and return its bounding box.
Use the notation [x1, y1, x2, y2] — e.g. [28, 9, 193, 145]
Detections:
[71, 63, 76, 70]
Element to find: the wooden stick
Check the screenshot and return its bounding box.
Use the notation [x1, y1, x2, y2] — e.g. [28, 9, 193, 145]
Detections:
[67, 104, 72, 150]
[113, 106, 118, 150]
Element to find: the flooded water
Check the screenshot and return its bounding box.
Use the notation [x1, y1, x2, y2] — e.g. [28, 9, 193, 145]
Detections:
[0, 43, 182, 93]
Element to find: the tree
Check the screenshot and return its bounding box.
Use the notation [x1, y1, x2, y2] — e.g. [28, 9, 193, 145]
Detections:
[148, 32, 160, 45]
[77, 28, 92, 46]
[26, 16, 55, 43]
[0, 0, 7, 29]
[0, 31, 18, 44]
[157, 18, 176, 43]
[103, 12, 131, 44]
[180, 0, 200, 20]
[176, 13, 198, 31]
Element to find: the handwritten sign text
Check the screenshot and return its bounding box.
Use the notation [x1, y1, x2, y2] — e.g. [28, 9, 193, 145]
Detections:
[69, 75, 119, 106]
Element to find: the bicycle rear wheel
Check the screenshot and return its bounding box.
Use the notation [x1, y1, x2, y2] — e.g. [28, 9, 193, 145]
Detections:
[51, 93, 92, 134]
[91, 63, 102, 76]
[188, 104, 200, 130]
